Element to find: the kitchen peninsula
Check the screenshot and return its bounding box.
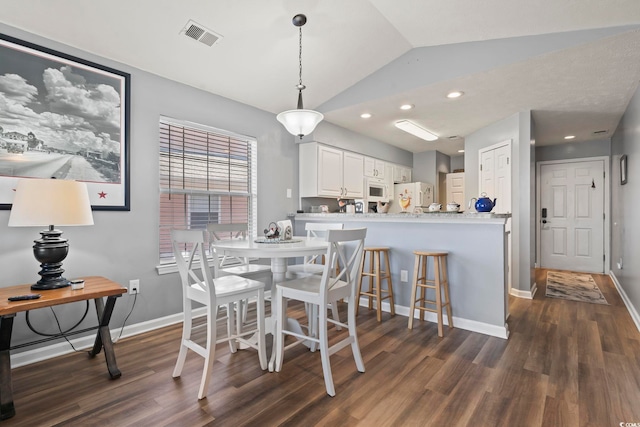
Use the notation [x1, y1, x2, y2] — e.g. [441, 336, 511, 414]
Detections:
[294, 212, 511, 339]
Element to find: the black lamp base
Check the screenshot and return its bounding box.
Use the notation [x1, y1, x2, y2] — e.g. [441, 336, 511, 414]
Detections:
[31, 226, 70, 291]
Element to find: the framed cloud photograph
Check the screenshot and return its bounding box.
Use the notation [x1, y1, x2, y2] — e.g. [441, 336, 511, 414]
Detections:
[0, 33, 130, 210]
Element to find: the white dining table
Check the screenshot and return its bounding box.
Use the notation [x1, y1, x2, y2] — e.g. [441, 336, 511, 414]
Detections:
[210, 235, 329, 371]
[211, 236, 329, 283]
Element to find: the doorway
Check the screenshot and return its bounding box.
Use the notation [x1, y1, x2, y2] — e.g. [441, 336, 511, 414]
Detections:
[537, 157, 609, 273]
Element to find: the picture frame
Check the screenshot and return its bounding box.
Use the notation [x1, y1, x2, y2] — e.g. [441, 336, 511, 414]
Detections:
[620, 154, 628, 185]
[0, 33, 130, 210]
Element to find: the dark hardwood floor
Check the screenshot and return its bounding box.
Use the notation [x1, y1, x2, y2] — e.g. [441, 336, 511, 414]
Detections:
[4, 269, 640, 426]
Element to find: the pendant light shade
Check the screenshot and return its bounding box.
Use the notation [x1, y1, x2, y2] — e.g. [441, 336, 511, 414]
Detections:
[277, 109, 324, 137]
[278, 14, 323, 139]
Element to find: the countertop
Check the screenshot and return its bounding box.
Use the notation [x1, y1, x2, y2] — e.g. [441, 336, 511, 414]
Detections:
[294, 211, 511, 224]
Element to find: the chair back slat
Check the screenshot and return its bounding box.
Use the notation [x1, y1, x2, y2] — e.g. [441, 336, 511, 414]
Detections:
[172, 229, 216, 301]
[207, 223, 251, 276]
[304, 223, 344, 266]
[319, 228, 367, 298]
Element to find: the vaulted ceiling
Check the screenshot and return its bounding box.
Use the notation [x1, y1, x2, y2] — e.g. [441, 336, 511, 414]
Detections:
[1, 0, 639, 155]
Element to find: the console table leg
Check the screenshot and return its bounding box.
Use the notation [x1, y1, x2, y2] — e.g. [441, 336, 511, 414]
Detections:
[0, 315, 16, 420]
[89, 296, 121, 379]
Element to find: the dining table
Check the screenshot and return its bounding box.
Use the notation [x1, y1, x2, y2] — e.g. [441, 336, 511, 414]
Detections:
[210, 235, 329, 370]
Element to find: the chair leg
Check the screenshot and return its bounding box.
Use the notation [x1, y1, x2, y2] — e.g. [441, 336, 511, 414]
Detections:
[348, 293, 365, 373]
[434, 258, 444, 338]
[356, 256, 365, 316]
[441, 256, 453, 330]
[198, 304, 218, 400]
[408, 255, 420, 330]
[384, 250, 395, 316]
[318, 302, 336, 397]
[375, 251, 382, 322]
[173, 301, 192, 377]
[228, 303, 238, 353]
[330, 300, 342, 331]
[256, 290, 267, 370]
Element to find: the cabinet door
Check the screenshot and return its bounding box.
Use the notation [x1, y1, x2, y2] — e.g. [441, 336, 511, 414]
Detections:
[364, 157, 385, 178]
[317, 145, 343, 197]
[343, 152, 364, 197]
[393, 165, 412, 183]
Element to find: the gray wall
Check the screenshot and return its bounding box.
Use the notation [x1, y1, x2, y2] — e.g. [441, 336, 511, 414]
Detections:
[610, 83, 640, 320]
[450, 155, 464, 171]
[536, 139, 611, 161]
[0, 23, 299, 348]
[464, 112, 535, 293]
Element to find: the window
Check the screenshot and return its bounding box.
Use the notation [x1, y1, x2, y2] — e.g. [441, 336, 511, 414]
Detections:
[158, 118, 257, 267]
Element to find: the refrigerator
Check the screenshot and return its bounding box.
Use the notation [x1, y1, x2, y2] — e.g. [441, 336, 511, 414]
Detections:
[389, 182, 434, 213]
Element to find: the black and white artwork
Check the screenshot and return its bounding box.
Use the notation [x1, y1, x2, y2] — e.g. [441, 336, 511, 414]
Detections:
[0, 33, 130, 210]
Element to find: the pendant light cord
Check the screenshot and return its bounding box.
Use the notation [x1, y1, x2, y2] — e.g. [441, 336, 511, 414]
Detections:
[298, 26, 303, 87]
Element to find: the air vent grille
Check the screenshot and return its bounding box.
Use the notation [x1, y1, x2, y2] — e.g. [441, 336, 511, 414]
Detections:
[181, 20, 223, 47]
[593, 130, 608, 135]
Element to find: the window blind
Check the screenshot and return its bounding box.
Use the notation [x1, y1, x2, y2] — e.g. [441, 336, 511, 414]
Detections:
[159, 118, 257, 263]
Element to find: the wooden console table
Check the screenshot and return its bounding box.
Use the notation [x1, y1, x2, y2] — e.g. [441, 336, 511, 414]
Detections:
[0, 276, 127, 420]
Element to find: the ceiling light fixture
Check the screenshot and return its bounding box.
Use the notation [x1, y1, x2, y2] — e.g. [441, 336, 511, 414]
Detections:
[360, 113, 372, 119]
[400, 104, 414, 110]
[564, 135, 575, 140]
[394, 120, 438, 141]
[276, 14, 324, 139]
[447, 91, 464, 99]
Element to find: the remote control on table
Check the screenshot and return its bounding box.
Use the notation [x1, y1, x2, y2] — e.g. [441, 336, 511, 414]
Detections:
[8, 294, 41, 301]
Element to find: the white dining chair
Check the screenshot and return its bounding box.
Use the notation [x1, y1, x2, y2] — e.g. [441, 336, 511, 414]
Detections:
[286, 222, 344, 331]
[286, 222, 344, 279]
[171, 229, 267, 400]
[207, 223, 272, 280]
[274, 228, 367, 396]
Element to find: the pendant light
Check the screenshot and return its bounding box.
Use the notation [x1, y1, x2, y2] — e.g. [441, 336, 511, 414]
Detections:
[277, 14, 324, 139]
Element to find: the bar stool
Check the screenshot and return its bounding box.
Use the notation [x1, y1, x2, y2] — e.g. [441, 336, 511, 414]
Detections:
[357, 247, 395, 322]
[408, 251, 453, 337]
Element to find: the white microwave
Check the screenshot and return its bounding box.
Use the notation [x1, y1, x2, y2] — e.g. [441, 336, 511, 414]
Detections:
[366, 177, 389, 202]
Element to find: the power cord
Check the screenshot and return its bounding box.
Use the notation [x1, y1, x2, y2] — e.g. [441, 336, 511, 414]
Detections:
[25, 300, 90, 353]
[114, 291, 137, 343]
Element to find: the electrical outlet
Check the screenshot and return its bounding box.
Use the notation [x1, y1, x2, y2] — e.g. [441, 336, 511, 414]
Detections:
[400, 270, 408, 282]
[129, 279, 140, 294]
[286, 188, 292, 198]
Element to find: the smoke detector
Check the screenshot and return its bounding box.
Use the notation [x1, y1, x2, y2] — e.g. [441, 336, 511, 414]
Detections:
[180, 20, 223, 47]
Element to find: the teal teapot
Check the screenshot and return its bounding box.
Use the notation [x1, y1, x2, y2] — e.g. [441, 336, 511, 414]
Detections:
[469, 193, 496, 213]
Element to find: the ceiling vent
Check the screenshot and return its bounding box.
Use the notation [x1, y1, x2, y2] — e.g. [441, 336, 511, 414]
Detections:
[593, 130, 608, 135]
[180, 20, 223, 47]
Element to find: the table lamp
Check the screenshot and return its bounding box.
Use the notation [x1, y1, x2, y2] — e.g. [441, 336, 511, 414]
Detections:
[8, 178, 94, 290]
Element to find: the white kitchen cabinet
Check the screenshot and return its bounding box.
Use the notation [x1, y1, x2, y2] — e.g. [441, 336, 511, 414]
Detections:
[364, 157, 385, 179]
[299, 142, 364, 198]
[392, 164, 412, 183]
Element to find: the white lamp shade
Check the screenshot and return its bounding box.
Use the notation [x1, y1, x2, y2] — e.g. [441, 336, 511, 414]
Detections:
[8, 179, 94, 227]
[277, 109, 324, 137]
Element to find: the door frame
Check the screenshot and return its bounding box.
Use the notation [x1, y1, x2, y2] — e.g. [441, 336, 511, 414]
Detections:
[536, 156, 610, 273]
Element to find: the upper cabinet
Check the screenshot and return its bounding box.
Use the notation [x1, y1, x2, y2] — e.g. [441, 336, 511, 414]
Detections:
[392, 164, 412, 183]
[364, 157, 385, 179]
[299, 142, 364, 198]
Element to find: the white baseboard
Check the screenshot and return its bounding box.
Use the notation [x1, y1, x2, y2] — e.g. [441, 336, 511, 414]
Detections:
[358, 297, 509, 339]
[510, 282, 537, 299]
[609, 271, 640, 333]
[10, 307, 207, 368]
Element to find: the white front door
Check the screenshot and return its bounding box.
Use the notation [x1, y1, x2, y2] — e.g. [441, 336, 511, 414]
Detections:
[539, 160, 605, 273]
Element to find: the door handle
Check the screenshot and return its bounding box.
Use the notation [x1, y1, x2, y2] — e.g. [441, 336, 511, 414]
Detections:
[542, 219, 547, 224]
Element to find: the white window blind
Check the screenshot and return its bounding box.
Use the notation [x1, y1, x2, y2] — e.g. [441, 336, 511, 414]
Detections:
[159, 118, 257, 263]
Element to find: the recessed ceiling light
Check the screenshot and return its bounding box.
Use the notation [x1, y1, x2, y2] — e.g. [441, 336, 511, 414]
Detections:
[400, 104, 414, 110]
[447, 91, 464, 99]
[360, 113, 372, 119]
[458, 149, 465, 153]
[564, 135, 575, 140]
[394, 120, 438, 141]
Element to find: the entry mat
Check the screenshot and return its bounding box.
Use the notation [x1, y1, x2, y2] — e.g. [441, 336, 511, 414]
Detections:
[545, 270, 608, 305]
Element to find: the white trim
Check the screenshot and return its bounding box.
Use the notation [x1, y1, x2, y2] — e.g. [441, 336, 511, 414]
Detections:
[360, 298, 509, 339]
[510, 282, 537, 299]
[10, 308, 207, 368]
[536, 156, 610, 274]
[609, 271, 640, 333]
